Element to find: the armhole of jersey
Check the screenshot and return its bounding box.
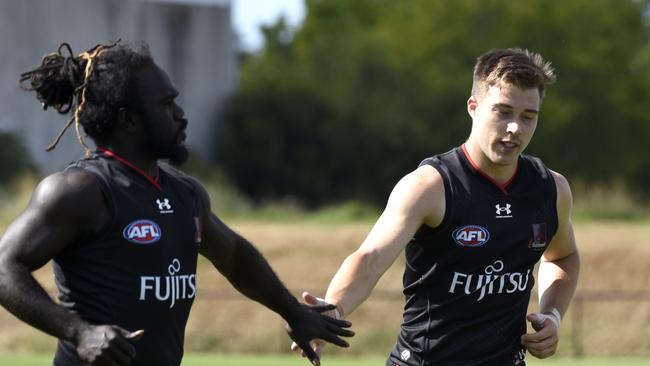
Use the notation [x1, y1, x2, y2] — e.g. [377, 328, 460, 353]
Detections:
[172, 168, 205, 216]
[65, 166, 117, 242]
[185, 176, 207, 247]
[527, 155, 560, 239]
[547, 167, 559, 238]
[416, 157, 454, 237]
[190, 177, 206, 216]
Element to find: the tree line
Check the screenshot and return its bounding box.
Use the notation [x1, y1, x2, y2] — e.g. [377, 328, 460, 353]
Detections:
[217, 0, 650, 207]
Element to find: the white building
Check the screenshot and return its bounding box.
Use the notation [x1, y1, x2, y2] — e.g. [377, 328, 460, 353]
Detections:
[0, 0, 237, 171]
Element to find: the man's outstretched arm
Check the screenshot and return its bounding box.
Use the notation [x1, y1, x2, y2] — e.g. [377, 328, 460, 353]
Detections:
[324, 165, 444, 319]
[291, 165, 445, 359]
[195, 183, 353, 366]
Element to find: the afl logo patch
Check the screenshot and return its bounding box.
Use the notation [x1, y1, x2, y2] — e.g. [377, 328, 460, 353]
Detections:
[123, 220, 161, 244]
[452, 225, 490, 247]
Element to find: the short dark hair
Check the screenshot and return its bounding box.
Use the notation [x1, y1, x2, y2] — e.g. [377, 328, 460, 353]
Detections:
[19, 41, 152, 151]
[471, 48, 556, 99]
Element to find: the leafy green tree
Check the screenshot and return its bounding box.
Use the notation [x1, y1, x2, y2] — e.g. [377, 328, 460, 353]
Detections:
[0, 132, 35, 185]
[217, 0, 650, 206]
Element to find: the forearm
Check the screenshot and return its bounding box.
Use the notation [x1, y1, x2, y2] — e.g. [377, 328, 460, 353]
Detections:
[325, 251, 381, 317]
[0, 261, 88, 343]
[538, 251, 580, 316]
[221, 235, 301, 322]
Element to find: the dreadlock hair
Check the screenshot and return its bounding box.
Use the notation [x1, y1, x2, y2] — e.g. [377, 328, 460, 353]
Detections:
[471, 48, 556, 100]
[18, 40, 152, 153]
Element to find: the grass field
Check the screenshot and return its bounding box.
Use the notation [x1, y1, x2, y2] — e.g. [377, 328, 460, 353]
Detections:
[1, 220, 649, 359]
[1, 177, 649, 360]
[1, 353, 649, 366]
[0, 221, 649, 358]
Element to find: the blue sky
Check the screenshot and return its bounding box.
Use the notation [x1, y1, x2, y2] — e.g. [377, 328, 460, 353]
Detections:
[232, 0, 306, 51]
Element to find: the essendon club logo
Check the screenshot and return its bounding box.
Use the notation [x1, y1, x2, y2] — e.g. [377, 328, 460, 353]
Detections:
[452, 225, 490, 247]
[123, 219, 162, 244]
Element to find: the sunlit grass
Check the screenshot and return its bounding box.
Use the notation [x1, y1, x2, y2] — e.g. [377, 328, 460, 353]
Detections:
[0, 353, 648, 366]
[572, 180, 650, 221]
[1, 173, 649, 359]
[2, 172, 649, 228]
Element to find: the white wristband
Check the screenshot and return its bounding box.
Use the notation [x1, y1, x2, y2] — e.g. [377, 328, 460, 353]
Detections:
[316, 296, 341, 320]
[543, 308, 562, 329]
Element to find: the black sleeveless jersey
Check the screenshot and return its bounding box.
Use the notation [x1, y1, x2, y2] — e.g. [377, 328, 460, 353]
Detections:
[387, 146, 558, 366]
[52, 150, 204, 366]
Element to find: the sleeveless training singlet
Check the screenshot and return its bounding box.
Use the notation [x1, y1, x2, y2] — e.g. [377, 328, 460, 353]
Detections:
[52, 151, 204, 366]
[387, 146, 558, 366]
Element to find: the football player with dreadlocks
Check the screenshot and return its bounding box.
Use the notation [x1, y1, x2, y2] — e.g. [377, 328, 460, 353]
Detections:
[0, 41, 353, 366]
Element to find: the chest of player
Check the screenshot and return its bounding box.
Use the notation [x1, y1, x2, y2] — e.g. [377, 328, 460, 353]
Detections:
[453, 193, 551, 246]
[406, 191, 555, 278]
[108, 182, 200, 259]
[401, 193, 555, 307]
[87, 181, 201, 310]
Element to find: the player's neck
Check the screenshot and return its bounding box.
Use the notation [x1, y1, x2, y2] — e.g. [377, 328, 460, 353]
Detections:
[462, 142, 518, 185]
[98, 143, 159, 178]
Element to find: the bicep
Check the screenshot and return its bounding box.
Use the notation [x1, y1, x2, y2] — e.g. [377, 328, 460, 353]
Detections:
[356, 166, 445, 271]
[355, 208, 421, 273]
[186, 177, 237, 267]
[0, 172, 106, 270]
[0, 209, 77, 270]
[198, 212, 239, 272]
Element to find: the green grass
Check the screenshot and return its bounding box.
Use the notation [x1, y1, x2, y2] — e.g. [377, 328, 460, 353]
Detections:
[1, 353, 649, 366]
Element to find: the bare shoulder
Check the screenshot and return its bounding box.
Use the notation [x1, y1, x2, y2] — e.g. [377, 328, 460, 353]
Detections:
[31, 169, 107, 222]
[0, 169, 109, 267]
[549, 170, 573, 216]
[396, 164, 444, 195]
[388, 164, 445, 227]
[550, 170, 571, 196]
[412, 164, 444, 185]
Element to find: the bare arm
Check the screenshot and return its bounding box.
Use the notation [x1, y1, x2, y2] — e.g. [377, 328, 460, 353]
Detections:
[195, 183, 352, 365]
[0, 171, 104, 342]
[199, 211, 305, 323]
[324, 165, 445, 317]
[522, 171, 580, 359]
[0, 170, 141, 365]
[538, 171, 580, 317]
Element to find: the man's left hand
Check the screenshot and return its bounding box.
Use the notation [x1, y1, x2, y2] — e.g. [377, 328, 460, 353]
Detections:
[285, 302, 354, 366]
[521, 312, 560, 359]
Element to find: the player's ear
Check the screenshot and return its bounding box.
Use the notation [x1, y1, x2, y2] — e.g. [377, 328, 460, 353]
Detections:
[467, 96, 478, 119]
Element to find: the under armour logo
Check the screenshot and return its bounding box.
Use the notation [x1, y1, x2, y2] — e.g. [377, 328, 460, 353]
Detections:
[495, 204, 511, 215]
[156, 198, 173, 213]
[495, 203, 512, 218]
[400, 349, 411, 361]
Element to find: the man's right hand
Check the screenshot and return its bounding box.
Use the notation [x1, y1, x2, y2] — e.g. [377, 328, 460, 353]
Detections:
[76, 325, 144, 365]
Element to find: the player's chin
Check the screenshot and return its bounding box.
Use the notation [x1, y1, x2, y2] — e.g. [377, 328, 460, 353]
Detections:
[489, 155, 516, 166]
[167, 146, 189, 166]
